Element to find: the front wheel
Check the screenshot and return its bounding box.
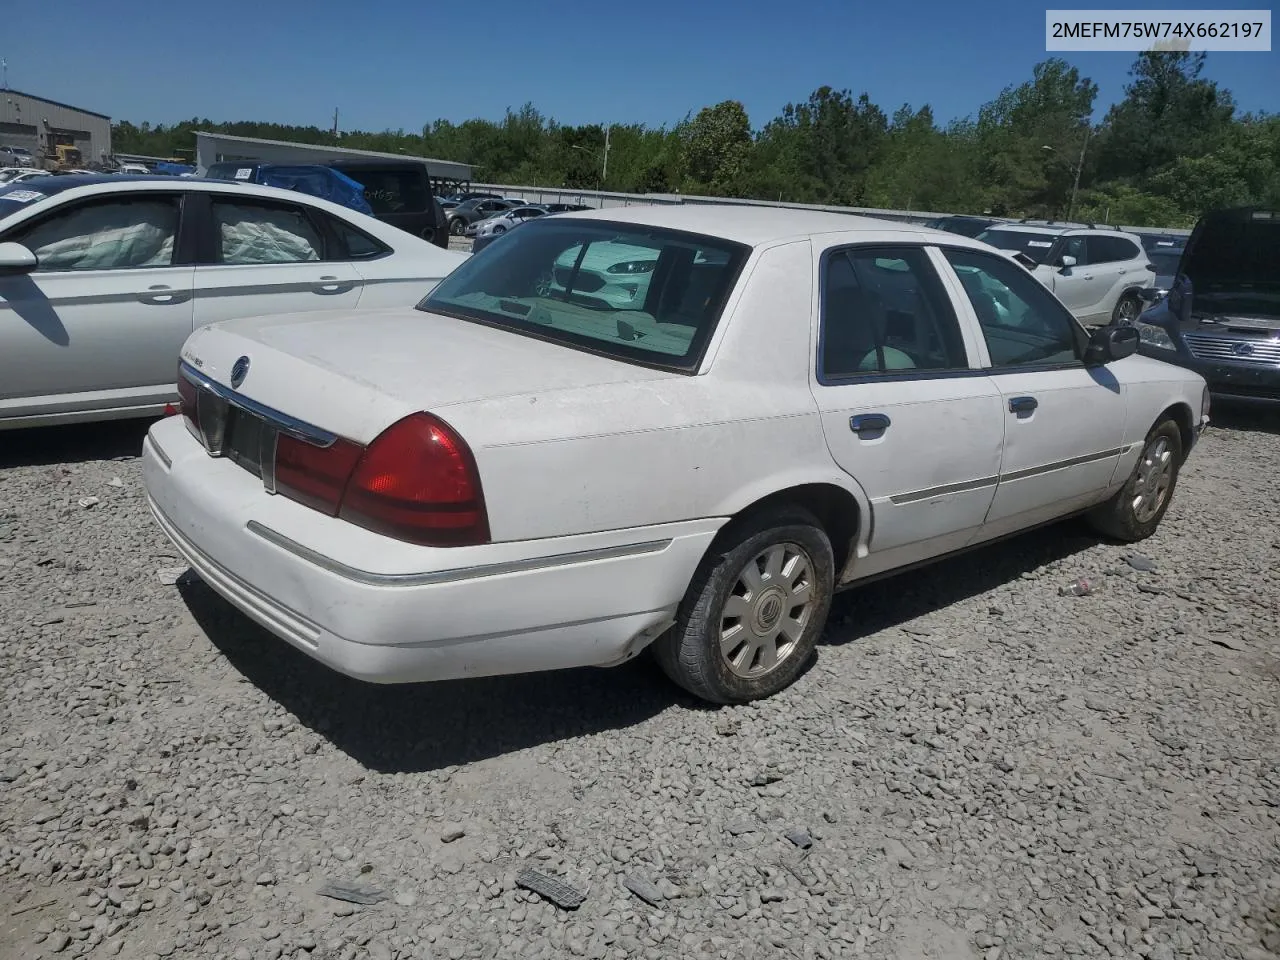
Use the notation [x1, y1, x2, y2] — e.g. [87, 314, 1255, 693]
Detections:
[449, 218, 465, 236]
[1112, 292, 1141, 326]
[1087, 418, 1183, 541]
[654, 507, 834, 704]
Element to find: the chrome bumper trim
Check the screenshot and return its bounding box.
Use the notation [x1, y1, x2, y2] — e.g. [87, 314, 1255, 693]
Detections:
[245, 521, 673, 587]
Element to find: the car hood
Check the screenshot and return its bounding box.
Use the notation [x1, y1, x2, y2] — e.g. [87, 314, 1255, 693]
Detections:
[180, 307, 679, 444]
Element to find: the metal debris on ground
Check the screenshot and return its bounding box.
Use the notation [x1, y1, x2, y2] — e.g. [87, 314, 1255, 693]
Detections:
[1125, 554, 1158, 572]
[316, 881, 387, 905]
[622, 874, 664, 907]
[77, 496, 100, 509]
[515, 867, 587, 910]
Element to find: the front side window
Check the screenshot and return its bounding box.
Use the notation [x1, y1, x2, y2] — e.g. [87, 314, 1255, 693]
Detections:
[1060, 235, 1088, 264]
[11, 196, 180, 272]
[211, 200, 322, 265]
[820, 246, 968, 379]
[420, 219, 748, 370]
[945, 248, 1083, 368]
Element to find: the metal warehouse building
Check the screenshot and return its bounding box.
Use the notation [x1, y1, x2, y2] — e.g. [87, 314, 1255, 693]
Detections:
[0, 90, 112, 165]
[194, 132, 476, 194]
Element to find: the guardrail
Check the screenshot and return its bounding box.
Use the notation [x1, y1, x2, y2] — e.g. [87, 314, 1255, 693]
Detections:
[469, 182, 1192, 236]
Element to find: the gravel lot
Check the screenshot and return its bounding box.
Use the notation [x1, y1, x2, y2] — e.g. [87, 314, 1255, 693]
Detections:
[2, 410, 1278, 960]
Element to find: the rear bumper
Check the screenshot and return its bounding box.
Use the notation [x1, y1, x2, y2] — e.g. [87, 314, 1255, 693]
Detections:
[142, 415, 719, 684]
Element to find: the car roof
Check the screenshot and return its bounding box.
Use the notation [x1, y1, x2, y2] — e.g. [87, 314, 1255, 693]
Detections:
[556, 204, 955, 246]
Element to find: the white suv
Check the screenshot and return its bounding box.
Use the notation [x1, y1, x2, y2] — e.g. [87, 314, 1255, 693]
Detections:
[976, 221, 1155, 327]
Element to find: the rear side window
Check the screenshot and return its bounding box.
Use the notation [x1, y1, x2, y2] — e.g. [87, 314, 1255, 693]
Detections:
[340, 168, 428, 216]
[820, 246, 968, 379]
[322, 214, 390, 260]
[210, 199, 323, 265]
[1089, 235, 1141, 263]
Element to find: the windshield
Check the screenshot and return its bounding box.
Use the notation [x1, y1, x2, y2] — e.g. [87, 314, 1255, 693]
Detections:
[420, 219, 750, 371]
[977, 229, 1058, 263]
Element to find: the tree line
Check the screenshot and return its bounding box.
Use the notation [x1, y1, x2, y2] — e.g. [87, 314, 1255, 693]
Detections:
[113, 52, 1278, 228]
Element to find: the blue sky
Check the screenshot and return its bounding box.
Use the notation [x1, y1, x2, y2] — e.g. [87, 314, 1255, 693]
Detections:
[4, 0, 1276, 133]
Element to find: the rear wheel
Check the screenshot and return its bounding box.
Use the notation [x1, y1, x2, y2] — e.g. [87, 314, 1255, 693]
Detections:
[654, 507, 834, 704]
[1087, 418, 1183, 541]
[1112, 291, 1141, 326]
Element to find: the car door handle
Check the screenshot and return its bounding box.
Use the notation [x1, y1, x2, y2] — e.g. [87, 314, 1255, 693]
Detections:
[850, 413, 891, 438]
[313, 276, 349, 294]
[138, 284, 176, 304]
[1009, 396, 1038, 415]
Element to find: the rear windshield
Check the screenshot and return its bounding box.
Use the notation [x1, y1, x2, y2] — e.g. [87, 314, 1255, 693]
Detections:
[339, 168, 428, 216]
[936, 217, 993, 238]
[419, 219, 750, 371]
[977, 229, 1059, 263]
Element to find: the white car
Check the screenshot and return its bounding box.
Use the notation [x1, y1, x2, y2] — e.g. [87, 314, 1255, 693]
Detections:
[0, 175, 467, 429]
[142, 206, 1208, 705]
[976, 222, 1155, 327]
[0, 169, 52, 186]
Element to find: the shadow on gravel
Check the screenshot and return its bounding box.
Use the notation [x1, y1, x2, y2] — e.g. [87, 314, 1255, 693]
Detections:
[823, 520, 1100, 645]
[179, 578, 684, 774]
[1205, 402, 1280, 436]
[0, 418, 156, 468]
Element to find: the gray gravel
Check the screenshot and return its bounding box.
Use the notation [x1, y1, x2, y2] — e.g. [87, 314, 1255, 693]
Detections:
[2, 409, 1279, 960]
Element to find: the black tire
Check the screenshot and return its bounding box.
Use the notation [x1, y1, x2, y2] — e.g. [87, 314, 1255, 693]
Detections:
[449, 218, 465, 236]
[1112, 291, 1141, 326]
[1087, 418, 1183, 542]
[493, 225, 506, 234]
[653, 506, 834, 704]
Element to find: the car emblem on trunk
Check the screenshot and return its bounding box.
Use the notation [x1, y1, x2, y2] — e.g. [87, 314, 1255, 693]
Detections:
[230, 355, 251, 388]
[1232, 342, 1254, 357]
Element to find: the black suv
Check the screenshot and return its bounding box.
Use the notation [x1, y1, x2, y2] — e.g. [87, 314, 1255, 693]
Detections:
[327, 159, 449, 249]
[1133, 207, 1280, 404]
[204, 158, 450, 249]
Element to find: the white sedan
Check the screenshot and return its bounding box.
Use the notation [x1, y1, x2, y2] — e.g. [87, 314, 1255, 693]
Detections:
[142, 206, 1208, 704]
[0, 175, 467, 429]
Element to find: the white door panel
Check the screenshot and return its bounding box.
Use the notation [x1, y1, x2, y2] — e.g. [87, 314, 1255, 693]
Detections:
[817, 382, 1005, 572]
[191, 262, 363, 331]
[0, 266, 196, 413]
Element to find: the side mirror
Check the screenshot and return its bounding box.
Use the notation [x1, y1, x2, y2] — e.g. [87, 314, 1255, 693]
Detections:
[1058, 255, 1077, 270]
[1136, 287, 1163, 303]
[0, 241, 37, 276]
[1084, 324, 1139, 365]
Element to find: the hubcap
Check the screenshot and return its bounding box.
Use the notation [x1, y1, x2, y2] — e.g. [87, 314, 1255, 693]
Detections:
[719, 543, 815, 679]
[1119, 297, 1139, 323]
[1132, 435, 1174, 522]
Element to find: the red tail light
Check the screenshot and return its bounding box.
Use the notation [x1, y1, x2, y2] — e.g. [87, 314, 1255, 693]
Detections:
[275, 434, 364, 515]
[269, 412, 489, 547]
[338, 413, 489, 547]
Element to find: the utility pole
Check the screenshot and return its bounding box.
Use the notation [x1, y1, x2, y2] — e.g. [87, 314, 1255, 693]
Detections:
[1066, 126, 1091, 222]
[601, 125, 610, 184]
[332, 108, 339, 138]
[1, 59, 8, 91]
